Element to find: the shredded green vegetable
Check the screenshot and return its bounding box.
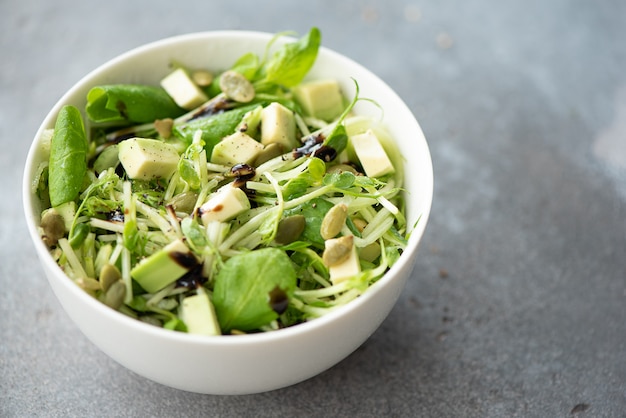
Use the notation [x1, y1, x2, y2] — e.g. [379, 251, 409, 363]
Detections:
[35, 28, 411, 335]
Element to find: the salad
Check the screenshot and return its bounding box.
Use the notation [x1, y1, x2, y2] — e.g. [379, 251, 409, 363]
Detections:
[33, 27, 410, 335]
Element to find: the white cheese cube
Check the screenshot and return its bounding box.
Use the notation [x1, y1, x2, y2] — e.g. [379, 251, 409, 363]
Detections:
[260, 102, 296, 150]
[200, 185, 251, 224]
[329, 244, 361, 284]
[160, 68, 208, 110]
[118, 137, 179, 180]
[351, 129, 395, 178]
[211, 131, 264, 166]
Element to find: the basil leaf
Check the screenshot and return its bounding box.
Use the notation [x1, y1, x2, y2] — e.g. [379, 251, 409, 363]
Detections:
[213, 248, 296, 332]
[86, 85, 185, 124]
[48, 105, 88, 207]
[260, 27, 321, 87]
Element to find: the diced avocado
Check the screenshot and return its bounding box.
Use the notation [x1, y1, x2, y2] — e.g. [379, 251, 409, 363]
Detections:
[181, 291, 221, 336]
[131, 239, 198, 294]
[260, 102, 297, 150]
[210, 131, 264, 166]
[329, 241, 361, 284]
[200, 184, 250, 224]
[160, 68, 208, 110]
[350, 129, 395, 178]
[293, 79, 344, 122]
[118, 137, 180, 180]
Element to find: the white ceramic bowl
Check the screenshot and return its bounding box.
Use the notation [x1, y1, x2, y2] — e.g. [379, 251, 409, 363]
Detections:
[23, 31, 433, 395]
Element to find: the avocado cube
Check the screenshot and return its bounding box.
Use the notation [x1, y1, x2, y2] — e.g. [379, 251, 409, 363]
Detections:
[329, 243, 361, 284]
[160, 68, 208, 110]
[350, 129, 395, 178]
[118, 137, 180, 180]
[210, 131, 264, 166]
[293, 79, 344, 122]
[181, 291, 221, 336]
[131, 239, 197, 294]
[200, 184, 250, 224]
[260, 102, 297, 150]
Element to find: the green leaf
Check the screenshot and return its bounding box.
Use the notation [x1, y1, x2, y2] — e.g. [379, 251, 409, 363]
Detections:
[324, 124, 348, 156]
[282, 157, 325, 200]
[231, 52, 261, 79]
[323, 171, 356, 189]
[181, 217, 209, 251]
[174, 104, 259, 155]
[308, 157, 326, 181]
[213, 248, 297, 332]
[178, 159, 201, 190]
[259, 27, 321, 87]
[283, 197, 334, 246]
[86, 85, 185, 124]
[48, 105, 88, 207]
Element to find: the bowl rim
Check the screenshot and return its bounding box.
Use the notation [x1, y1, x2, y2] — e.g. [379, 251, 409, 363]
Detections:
[22, 29, 434, 347]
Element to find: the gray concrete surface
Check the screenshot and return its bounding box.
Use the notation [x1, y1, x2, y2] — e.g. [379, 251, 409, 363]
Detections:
[2, 0, 625, 416]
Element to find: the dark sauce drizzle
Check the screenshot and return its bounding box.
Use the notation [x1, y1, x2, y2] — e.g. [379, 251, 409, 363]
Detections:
[268, 285, 289, 315]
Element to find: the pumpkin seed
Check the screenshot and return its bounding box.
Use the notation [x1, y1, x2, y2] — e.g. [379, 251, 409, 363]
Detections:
[322, 235, 354, 266]
[154, 118, 174, 139]
[167, 191, 199, 214]
[359, 242, 381, 263]
[104, 280, 126, 310]
[219, 70, 255, 103]
[320, 203, 348, 240]
[40, 211, 65, 247]
[191, 70, 214, 87]
[275, 215, 306, 245]
[99, 263, 122, 292]
[352, 217, 368, 233]
[76, 277, 101, 292]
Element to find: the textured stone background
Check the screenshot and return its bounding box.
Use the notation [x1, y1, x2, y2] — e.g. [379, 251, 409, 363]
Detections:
[2, 1, 625, 416]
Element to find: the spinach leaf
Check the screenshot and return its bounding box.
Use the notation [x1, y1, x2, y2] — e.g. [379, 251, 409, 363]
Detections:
[86, 85, 185, 124]
[213, 248, 296, 332]
[257, 27, 321, 88]
[174, 104, 259, 155]
[48, 105, 88, 207]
